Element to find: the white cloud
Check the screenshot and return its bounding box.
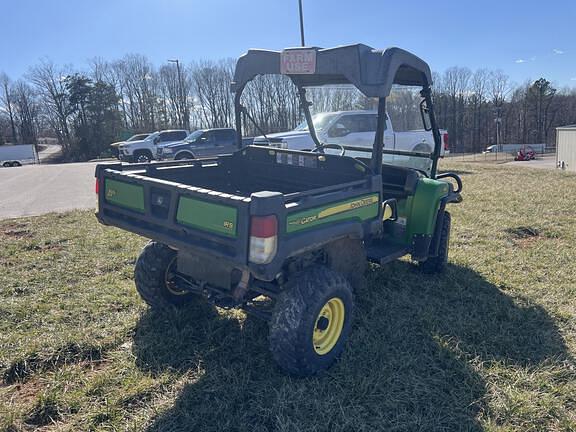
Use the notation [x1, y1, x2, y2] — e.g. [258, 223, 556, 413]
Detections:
[571, 77, 576, 81]
[515, 59, 526, 64]
[553, 49, 564, 55]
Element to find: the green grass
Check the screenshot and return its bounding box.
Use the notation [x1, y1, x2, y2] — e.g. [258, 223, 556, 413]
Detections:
[1, 162, 575, 431]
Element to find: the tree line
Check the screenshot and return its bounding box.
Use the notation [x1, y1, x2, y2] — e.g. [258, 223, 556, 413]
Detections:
[1, 54, 575, 160]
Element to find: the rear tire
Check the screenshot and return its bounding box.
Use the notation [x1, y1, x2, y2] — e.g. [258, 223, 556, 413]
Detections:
[11, 161, 21, 167]
[269, 266, 354, 376]
[419, 211, 451, 274]
[2, 162, 11, 168]
[175, 152, 194, 160]
[134, 241, 200, 309]
[412, 143, 432, 153]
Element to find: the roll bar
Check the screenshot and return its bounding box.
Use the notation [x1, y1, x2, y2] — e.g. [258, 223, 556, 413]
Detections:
[231, 44, 442, 178]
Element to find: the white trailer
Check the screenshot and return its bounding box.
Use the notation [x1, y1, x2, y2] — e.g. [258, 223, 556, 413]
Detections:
[0, 144, 38, 167]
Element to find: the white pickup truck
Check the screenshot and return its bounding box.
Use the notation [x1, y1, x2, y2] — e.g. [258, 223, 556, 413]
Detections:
[253, 110, 448, 156]
[117, 129, 189, 163]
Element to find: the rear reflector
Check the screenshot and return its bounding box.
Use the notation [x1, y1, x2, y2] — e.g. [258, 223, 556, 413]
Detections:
[443, 133, 449, 150]
[95, 178, 100, 194]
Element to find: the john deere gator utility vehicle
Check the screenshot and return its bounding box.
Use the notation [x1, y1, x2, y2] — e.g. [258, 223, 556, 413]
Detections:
[95, 44, 462, 376]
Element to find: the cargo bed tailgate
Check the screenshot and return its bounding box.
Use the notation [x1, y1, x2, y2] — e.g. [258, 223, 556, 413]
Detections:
[96, 165, 251, 264]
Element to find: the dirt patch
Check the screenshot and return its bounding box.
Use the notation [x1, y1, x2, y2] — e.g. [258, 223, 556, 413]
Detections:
[1, 223, 33, 239]
[506, 226, 540, 239]
[8, 379, 46, 406]
[505, 226, 543, 248]
[23, 239, 69, 252]
[25, 396, 62, 427]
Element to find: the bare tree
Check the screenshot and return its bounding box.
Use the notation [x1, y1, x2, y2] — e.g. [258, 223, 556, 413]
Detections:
[469, 69, 489, 150]
[29, 60, 73, 153]
[488, 70, 510, 146]
[192, 59, 235, 129]
[0, 73, 18, 143]
[11, 81, 39, 144]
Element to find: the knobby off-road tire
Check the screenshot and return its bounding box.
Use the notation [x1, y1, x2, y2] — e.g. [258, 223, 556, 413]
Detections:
[419, 211, 451, 274]
[134, 241, 198, 309]
[269, 266, 354, 376]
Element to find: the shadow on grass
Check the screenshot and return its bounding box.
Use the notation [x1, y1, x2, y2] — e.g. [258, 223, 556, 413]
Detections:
[133, 262, 569, 432]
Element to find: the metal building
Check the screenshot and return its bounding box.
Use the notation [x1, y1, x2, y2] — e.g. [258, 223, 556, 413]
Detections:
[556, 125, 576, 172]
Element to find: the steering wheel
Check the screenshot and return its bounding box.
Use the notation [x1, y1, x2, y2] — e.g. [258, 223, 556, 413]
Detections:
[310, 144, 372, 173]
[311, 143, 346, 157]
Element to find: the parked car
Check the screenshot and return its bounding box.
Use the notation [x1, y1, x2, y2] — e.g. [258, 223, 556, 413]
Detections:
[110, 133, 151, 158]
[253, 110, 449, 157]
[110, 133, 151, 149]
[156, 128, 237, 161]
[118, 130, 189, 162]
[483, 145, 499, 153]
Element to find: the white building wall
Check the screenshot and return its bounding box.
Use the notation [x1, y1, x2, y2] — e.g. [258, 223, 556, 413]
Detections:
[556, 128, 576, 172]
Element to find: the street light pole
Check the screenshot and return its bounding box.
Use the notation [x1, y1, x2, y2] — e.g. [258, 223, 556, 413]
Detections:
[168, 59, 189, 130]
[298, 0, 305, 46]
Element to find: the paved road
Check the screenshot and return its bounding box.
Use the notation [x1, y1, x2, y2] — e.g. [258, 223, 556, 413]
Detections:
[38, 144, 63, 163]
[0, 162, 97, 219]
[504, 155, 557, 170]
[0, 154, 562, 221]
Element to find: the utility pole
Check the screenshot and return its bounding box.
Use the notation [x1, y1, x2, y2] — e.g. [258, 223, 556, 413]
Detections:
[168, 59, 190, 130]
[298, 0, 305, 46]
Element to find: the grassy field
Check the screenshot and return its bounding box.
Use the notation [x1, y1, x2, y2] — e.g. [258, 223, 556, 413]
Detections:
[1, 162, 575, 431]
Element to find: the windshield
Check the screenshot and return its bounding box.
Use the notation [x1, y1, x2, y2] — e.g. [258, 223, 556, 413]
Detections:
[128, 134, 149, 141]
[145, 132, 159, 141]
[184, 130, 204, 143]
[294, 113, 338, 131]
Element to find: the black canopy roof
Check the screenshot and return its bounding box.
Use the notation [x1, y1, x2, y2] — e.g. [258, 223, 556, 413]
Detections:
[230, 44, 433, 98]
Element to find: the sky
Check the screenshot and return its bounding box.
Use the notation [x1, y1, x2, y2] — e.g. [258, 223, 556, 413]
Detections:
[2, 0, 576, 88]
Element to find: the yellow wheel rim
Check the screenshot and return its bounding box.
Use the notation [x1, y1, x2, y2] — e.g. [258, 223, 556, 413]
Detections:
[313, 297, 345, 355]
[164, 257, 187, 296]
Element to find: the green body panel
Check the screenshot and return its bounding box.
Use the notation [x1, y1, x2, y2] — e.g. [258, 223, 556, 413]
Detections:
[104, 179, 145, 213]
[405, 178, 450, 238]
[286, 193, 379, 234]
[176, 196, 238, 237]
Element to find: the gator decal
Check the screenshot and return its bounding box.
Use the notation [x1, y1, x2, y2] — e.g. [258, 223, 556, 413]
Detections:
[176, 196, 238, 237]
[287, 194, 379, 233]
[104, 179, 145, 213]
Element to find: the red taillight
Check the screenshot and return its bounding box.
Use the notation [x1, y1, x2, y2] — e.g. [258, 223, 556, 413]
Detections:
[443, 133, 449, 150]
[249, 215, 278, 264]
[95, 178, 100, 194]
[250, 215, 278, 238]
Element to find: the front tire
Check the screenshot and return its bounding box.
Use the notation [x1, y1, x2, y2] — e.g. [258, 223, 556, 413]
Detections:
[419, 211, 451, 274]
[269, 266, 354, 376]
[134, 151, 152, 163]
[134, 241, 199, 309]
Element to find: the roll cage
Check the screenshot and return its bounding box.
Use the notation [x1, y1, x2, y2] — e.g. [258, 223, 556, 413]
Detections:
[230, 44, 443, 178]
